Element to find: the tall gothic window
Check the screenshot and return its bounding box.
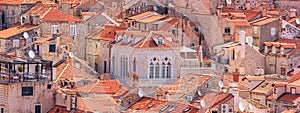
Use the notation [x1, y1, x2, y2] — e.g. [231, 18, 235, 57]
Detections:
[133, 58, 136, 72]
[120, 57, 128, 76]
[148, 57, 171, 79]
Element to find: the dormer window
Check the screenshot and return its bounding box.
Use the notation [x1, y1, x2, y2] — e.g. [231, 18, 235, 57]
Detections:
[158, 37, 164, 46]
[224, 28, 230, 36]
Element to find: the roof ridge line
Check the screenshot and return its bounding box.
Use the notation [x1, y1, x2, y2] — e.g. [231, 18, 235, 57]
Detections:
[54, 63, 70, 83]
[139, 31, 152, 48]
[40, 7, 52, 19]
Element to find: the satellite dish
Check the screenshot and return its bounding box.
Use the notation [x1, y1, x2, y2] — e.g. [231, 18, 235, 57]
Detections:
[296, 18, 300, 24]
[218, 81, 224, 88]
[28, 50, 35, 58]
[153, 5, 158, 11]
[138, 89, 144, 97]
[238, 102, 246, 112]
[197, 89, 202, 96]
[249, 103, 254, 110]
[23, 32, 29, 39]
[69, 52, 74, 58]
[200, 100, 206, 107]
[226, 0, 232, 5]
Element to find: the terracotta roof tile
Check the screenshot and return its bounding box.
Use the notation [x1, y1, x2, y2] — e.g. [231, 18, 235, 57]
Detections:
[47, 105, 90, 113]
[75, 80, 121, 94]
[0, 0, 55, 5]
[41, 8, 81, 22]
[0, 24, 39, 39]
[98, 26, 127, 41]
[222, 10, 261, 21]
[287, 72, 300, 83]
[160, 18, 180, 31]
[278, 93, 300, 103]
[34, 37, 52, 44]
[251, 18, 279, 26]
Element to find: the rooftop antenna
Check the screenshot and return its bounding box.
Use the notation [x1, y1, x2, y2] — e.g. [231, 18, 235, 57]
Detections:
[23, 32, 29, 39]
[28, 50, 35, 59]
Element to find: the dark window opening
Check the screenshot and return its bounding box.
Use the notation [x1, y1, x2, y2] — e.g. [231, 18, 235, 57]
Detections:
[47, 84, 52, 89]
[104, 61, 107, 73]
[49, 44, 56, 52]
[224, 28, 231, 35]
[35, 105, 41, 113]
[22, 87, 33, 96]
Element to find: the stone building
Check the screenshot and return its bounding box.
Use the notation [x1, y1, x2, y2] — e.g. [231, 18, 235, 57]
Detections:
[111, 30, 181, 86]
[0, 0, 55, 29]
[250, 17, 280, 50]
[85, 25, 127, 74]
[0, 58, 54, 113]
[264, 39, 300, 77]
[0, 24, 39, 53]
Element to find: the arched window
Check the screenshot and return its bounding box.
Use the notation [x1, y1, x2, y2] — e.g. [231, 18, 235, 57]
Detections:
[112, 56, 115, 74]
[149, 62, 154, 78]
[133, 58, 136, 72]
[161, 62, 166, 78]
[155, 62, 160, 78]
[167, 62, 171, 78]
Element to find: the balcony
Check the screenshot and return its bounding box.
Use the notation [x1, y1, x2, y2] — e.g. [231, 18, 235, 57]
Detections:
[180, 59, 225, 75]
[0, 59, 53, 83]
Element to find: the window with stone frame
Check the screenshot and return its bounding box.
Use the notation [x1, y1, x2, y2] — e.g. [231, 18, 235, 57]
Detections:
[291, 87, 296, 94]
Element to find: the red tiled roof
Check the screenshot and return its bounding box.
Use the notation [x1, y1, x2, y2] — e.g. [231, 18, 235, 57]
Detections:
[267, 93, 274, 100]
[211, 94, 234, 109]
[75, 80, 121, 94]
[0, 0, 55, 5]
[228, 19, 251, 26]
[278, 93, 300, 103]
[287, 72, 300, 83]
[222, 10, 261, 21]
[160, 18, 180, 31]
[41, 8, 81, 22]
[0, 24, 39, 39]
[99, 26, 127, 41]
[47, 105, 91, 113]
[34, 37, 52, 44]
[251, 18, 279, 26]
[126, 97, 193, 113]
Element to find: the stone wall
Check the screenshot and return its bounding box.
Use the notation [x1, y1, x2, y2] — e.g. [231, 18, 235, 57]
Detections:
[2, 82, 55, 113]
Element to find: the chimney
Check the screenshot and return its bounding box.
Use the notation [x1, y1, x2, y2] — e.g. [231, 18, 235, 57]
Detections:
[239, 30, 246, 45]
[245, 0, 250, 10]
[264, 46, 268, 54]
[272, 46, 277, 55]
[246, 36, 253, 47]
[280, 46, 284, 55]
[262, 7, 268, 17]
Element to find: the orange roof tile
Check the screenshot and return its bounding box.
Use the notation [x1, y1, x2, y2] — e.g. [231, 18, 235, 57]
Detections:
[267, 93, 274, 100]
[251, 18, 279, 26]
[287, 72, 300, 83]
[0, 0, 55, 5]
[160, 18, 180, 31]
[278, 93, 300, 103]
[98, 26, 127, 41]
[222, 10, 261, 21]
[211, 94, 234, 109]
[75, 80, 121, 94]
[47, 105, 90, 113]
[34, 37, 52, 44]
[228, 19, 251, 26]
[0, 24, 39, 39]
[41, 8, 81, 22]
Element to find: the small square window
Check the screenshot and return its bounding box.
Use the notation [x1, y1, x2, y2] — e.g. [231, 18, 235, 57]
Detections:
[49, 44, 56, 52]
[47, 84, 52, 89]
[224, 28, 230, 35]
[22, 87, 33, 96]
